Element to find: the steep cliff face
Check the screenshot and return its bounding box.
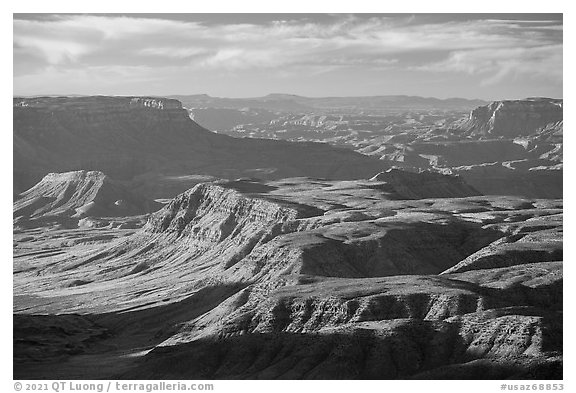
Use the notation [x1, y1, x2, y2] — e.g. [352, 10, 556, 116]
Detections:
[460, 98, 563, 137]
[13, 170, 160, 228]
[13, 96, 390, 197]
[13, 97, 216, 191]
[138, 182, 313, 274]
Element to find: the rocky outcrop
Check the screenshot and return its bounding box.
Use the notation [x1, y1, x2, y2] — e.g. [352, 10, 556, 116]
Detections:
[13, 170, 160, 228]
[145, 182, 308, 237]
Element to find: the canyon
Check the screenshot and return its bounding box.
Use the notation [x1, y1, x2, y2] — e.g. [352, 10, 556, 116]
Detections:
[187, 97, 562, 199]
[13, 95, 562, 380]
[13, 96, 390, 199]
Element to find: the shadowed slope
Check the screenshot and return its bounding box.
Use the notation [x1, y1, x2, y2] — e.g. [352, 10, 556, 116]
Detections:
[14, 96, 390, 198]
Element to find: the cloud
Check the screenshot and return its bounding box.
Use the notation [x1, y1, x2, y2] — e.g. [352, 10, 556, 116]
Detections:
[12, 14, 560, 66]
[13, 14, 563, 96]
[415, 44, 562, 85]
[139, 47, 209, 59]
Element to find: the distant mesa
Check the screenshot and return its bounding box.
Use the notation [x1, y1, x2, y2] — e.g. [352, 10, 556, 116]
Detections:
[459, 98, 563, 137]
[370, 168, 480, 199]
[13, 96, 183, 111]
[13, 96, 391, 199]
[350, 98, 563, 198]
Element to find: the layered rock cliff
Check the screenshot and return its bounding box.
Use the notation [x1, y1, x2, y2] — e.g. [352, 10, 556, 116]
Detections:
[459, 98, 563, 137]
[13, 170, 160, 228]
[351, 98, 563, 198]
[13, 96, 390, 198]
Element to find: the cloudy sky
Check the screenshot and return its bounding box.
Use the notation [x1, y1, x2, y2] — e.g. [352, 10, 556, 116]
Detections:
[13, 13, 562, 100]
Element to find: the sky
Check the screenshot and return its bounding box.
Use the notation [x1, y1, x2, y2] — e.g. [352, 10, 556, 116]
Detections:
[13, 13, 563, 100]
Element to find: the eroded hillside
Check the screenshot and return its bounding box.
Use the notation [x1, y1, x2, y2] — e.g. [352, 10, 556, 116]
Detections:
[13, 171, 562, 379]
